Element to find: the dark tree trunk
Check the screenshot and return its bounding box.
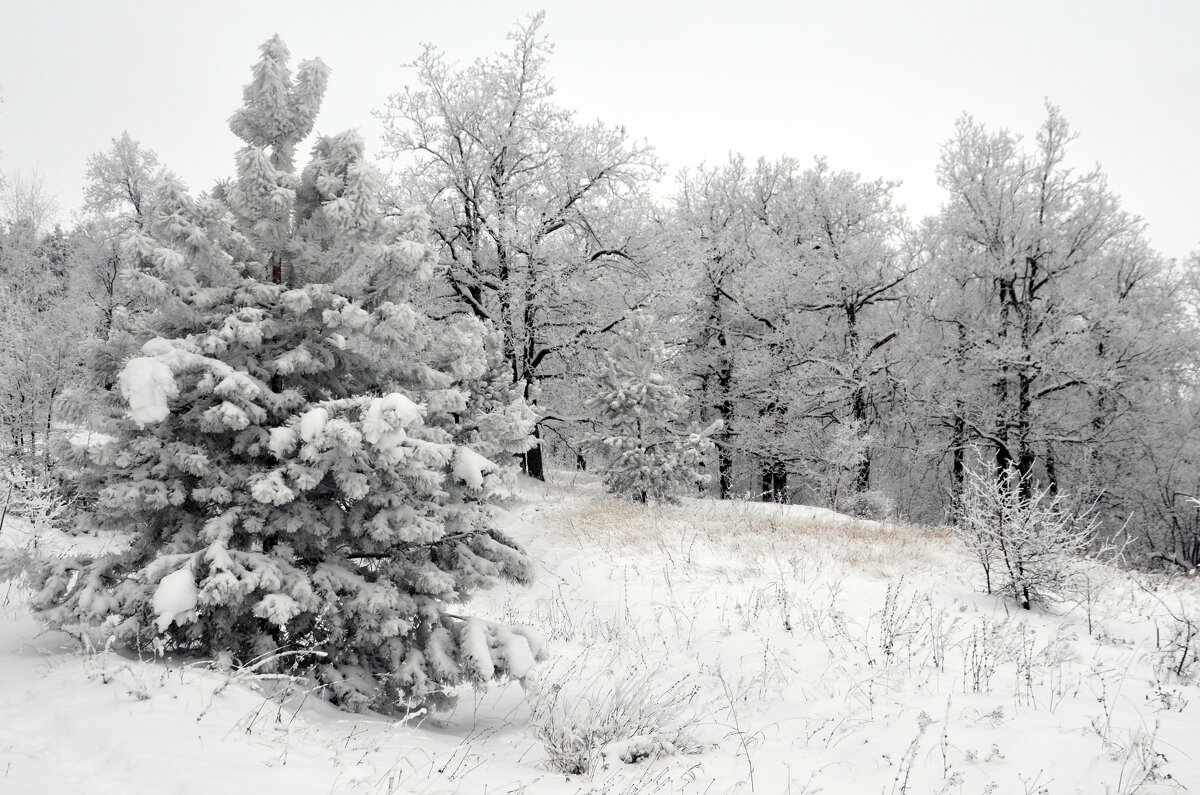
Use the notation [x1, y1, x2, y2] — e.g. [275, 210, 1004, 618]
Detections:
[949, 327, 969, 523]
[43, 386, 57, 472]
[715, 362, 734, 499]
[518, 286, 545, 481]
[851, 384, 871, 493]
[761, 460, 787, 503]
[950, 413, 966, 522]
[717, 442, 733, 500]
[847, 304, 871, 493]
[269, 252, 284, 394]
[1045, 444, 1059, 497]
[522, 425, 545, 481]
[712, 293, 735, 500]
[1016, 369, 1035, 500]
[994, 276, 1015, 480]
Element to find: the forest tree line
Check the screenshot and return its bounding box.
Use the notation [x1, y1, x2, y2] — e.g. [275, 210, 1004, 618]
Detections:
[2, 15, 1198, 570]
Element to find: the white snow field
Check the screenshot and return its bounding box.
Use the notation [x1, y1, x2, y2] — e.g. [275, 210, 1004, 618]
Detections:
[2, 476, 1198, 794]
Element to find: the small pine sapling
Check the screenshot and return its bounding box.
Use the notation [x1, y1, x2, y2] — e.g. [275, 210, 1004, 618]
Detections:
[586, 311, 717, 503]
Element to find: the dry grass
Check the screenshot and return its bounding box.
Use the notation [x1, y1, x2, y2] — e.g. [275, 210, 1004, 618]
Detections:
[535, 494, 959, 577]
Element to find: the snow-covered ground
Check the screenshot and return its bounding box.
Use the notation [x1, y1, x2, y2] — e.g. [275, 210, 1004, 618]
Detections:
[2, 477, 1198, 793]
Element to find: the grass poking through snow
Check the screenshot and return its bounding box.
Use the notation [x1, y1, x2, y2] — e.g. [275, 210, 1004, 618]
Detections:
[2, 480, 1198, 793]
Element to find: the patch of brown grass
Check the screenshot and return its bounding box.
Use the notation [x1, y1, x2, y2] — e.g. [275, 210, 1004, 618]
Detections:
[533, 494, 960, 578]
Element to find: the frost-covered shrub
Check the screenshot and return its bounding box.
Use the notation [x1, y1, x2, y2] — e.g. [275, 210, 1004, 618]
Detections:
[528, 659, 702, 775]
[823, 423, 870, 505]
[16, 38, 540, 712]
[957, 461, 1098, 610]
[840, 489, 895, 521]
[0, 464, 73, 531]
[1154, 613, 1198, 684]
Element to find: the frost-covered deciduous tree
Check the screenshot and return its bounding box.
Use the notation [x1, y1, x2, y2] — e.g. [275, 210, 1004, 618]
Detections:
[378, 13, 660, 479]
[914, 105, 1196, 536]
[0, 174, 82, 470]
[586, 311, 715, 503]
[670, 156, 907, 505]
[672, 156, 758, 499]
[934, 107, 1131, 486]
[18, 37, 541, 711]
[77, 133, 163, 335]
[742, 159, 908, 503]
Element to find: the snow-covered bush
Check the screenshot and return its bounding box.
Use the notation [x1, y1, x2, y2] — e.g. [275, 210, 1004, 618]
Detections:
[528, 658, 702, 775]
[15, 37, 540, 712]
[808, 420, 874, 510]
[586, 311, 717, 504]
[957, 461, 1098, 610]
[840, 489, 895, 521]
[0, 463, 73, 532]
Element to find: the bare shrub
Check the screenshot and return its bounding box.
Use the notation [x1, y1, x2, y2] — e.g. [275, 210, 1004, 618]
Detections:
[1105, 724, 1176, 795]
[840, 489, 895, 521]
[528, 657, 702, 776]
[0, 463, 73, 533]
[957, 462, 1098, 610]
[1137, 581, 1200, 685]
[959, 620, 1004, 694]
[868, 578, 924, 668]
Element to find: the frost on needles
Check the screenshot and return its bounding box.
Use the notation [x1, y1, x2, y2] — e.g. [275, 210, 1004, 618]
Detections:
[586, 311, 718, 504]
[22, 36, 542, 712]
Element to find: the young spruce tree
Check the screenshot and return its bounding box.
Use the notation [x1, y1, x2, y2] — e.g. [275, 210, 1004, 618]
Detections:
[22, 37, 541, 711]
[586, 311, 716, 503]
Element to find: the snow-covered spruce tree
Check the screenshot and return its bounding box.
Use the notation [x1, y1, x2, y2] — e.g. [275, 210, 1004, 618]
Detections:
[586, 311, 716, 503]
[21, 37, 541, 711]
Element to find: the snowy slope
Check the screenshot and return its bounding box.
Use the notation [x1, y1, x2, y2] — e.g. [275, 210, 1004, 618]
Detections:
[2, 480, 1198, 793]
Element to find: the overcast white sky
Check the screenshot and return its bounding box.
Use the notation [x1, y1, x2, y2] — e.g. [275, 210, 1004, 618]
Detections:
[2, 0, 1196, 259]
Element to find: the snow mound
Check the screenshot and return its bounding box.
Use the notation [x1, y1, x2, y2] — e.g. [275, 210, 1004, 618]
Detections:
[118, 357, 178, 427]
[151, 566, 198, 632]
[298, 407, 329, 443]
[453, 446, 496, 490]
[603, 735, 675, 764]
